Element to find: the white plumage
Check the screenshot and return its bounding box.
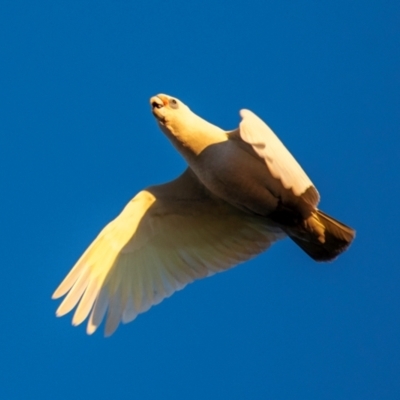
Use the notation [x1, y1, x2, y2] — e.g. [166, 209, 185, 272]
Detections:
[53, 94, 354, 336]
[239, 109, 318, 199]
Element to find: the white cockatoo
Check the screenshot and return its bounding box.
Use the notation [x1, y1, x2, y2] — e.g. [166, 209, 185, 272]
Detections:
[53, 94, 355, 336]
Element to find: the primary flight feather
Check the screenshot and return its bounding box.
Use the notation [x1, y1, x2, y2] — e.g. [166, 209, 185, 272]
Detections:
[53, 94, 355, 336]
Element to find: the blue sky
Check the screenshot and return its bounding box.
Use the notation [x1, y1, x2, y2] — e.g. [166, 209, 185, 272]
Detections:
[1, 1, 399, 399]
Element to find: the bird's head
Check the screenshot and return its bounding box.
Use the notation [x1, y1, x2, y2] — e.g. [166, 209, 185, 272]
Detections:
[150, 94, 189, 125]
[150, 94, 191, 132]
[150, 93, 225, 156]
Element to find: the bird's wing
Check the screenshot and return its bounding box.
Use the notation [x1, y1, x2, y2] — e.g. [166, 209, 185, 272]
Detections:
[236, 109, 319, 206]
[53, 168, 284, 336]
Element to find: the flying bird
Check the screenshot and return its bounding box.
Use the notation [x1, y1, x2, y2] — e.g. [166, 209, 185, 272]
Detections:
[53, 94, 355, 336]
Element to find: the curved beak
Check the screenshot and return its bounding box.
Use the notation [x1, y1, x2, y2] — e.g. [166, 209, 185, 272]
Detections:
[150, 96, 163, 110]
[150, 95, 168, 122]
[150, 95, 169, 110]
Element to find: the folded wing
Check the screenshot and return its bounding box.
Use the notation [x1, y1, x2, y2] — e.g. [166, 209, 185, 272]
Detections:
[53, 168, 284, 336]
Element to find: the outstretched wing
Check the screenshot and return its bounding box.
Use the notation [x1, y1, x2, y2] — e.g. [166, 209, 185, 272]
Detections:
[237, 109, 319, 206]
[53, 168, 284, 336]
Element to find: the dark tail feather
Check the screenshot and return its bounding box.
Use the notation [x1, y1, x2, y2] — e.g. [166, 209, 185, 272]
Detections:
[288, 210, 355, 262]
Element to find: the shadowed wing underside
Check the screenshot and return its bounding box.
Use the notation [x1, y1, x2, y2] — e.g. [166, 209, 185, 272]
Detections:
[53, 169, 284, 336]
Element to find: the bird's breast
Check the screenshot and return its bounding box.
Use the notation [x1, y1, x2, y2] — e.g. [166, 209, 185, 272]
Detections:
[188, 140, 281, 216]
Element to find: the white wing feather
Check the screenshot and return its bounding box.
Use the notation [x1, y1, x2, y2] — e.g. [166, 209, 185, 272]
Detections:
[53, 169, 284, 336]
[239, 109, 319, 201]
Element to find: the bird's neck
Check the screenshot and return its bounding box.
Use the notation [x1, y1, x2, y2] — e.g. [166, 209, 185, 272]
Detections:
[160, 112, 228, 162]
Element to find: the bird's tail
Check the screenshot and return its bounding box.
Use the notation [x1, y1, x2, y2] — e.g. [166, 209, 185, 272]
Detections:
[287, 210, 355, 262]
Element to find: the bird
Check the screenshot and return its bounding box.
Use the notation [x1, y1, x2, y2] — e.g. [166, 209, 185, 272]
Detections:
[52, 94, 355, 336]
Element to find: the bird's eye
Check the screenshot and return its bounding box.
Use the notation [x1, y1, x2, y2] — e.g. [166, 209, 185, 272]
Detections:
[169, 98, 179, 109]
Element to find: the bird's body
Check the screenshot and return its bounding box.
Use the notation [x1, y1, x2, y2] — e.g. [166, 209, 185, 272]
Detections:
[53, 94, 355, 336]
